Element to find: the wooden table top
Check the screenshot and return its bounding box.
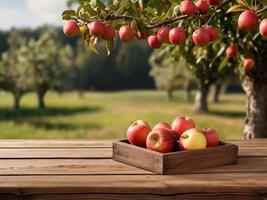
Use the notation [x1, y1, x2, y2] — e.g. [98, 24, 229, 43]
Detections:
[0, 139, 266, 200]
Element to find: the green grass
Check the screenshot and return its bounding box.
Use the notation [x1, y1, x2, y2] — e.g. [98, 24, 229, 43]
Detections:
[0, 90, 245, 139]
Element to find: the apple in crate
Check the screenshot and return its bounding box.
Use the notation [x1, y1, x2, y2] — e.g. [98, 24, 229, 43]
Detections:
[127, 120, 152, 147]
[146, 128, 175, 153]
[179, 128, 207, 150]
[153, 122, 171, 130]
[171, 116, 195, 137]
[204, 129, 220, 147]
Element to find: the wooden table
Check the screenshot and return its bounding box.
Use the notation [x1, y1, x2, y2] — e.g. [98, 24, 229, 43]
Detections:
[0, 139, 266, 200]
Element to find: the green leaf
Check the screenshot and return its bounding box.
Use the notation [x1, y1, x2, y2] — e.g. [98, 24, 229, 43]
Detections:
[227, 5, 247, 13]
[62, 10, 77, 20]
[89, 37, 99, 54]
[219, 57, 229, 71]
[106, 40, 115, 56]
[236, 0, 250, 8]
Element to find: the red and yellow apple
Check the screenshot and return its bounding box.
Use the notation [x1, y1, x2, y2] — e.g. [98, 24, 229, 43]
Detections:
[195, 0, 209, 14]
[171, 116, 196, 137]
[153, 122, 171, 130]
[63, 20, 80, 37]
[259, 18, 267, 37]
[119, 25, 135, 42]
[169, 27, 186, 45]
[88, 21, 104, 37]
[180, 0, 197, 16]
[127, 120, 151, 147]
[226, 45, 237, 58]
[157, 26, 170, 43]
[102, 24, 116, 41]
[192, 27, 210, 45]
[238, 10, 258, 32]
[146, 128, 175, 153]
[203, 129, 220, 147]
[243, 57, 255, 70]
[148, 35, 162, 48]
[179, 128, 207, 150]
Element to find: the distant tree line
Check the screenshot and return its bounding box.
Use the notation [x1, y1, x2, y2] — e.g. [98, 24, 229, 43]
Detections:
[0, 26, 241, 110]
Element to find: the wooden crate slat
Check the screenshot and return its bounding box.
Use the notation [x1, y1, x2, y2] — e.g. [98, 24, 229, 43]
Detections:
[113, 140, 238, 174]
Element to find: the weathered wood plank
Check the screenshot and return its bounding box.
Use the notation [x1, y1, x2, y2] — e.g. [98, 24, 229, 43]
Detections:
[9, 193, 264, 200]
[0, 139, 265, 149]
[0, 146, 265, 159]
[0, 148, 112, 159]
[0, 159, 154, 175]
[0, 157, 266, 175]
[0, 140, 113, 148]
[0, 174, 267, 195]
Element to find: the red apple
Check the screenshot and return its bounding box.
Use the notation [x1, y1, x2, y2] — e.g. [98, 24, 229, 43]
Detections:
[157, 26, 170, 43]
[119, 26, 135, 42]
[192, 27, 210, 45]
[169, 27, 186, 45]
[148, 35, 162, 48]
[102, 24, 116, 41]
[179, 128, 207, 150]
[127, 120, 151, 147]
[206, 25, 219, 42]
[195, 0, 209, 14]
[146, 128, 175, 153]
[203, 129, 220, 147]
[243, 57, 255, 70]
[153, 122, 171, 130]
[226, 45, 237, 58]
[180, 0, 197, 16]
[63, 20, 80, 37]
[88, 21, 104, 37]
[238, 10, 258, 32]
[259, 18, 267, 37]
[171, 116, 196, 137]
[137, 31, 149, 39]
[207, 0, 220, 6]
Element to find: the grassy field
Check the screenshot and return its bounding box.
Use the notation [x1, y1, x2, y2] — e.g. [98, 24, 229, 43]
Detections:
[0, 90, 245, 139]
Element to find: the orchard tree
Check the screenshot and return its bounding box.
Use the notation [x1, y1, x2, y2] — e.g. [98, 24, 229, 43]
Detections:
[149, 49, 196, 101]
[62, 0, 267, 138]
[20, 29, 73, 109]
[0, 29, 31, 110]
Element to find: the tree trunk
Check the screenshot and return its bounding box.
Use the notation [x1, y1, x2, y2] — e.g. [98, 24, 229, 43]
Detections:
[193, 86, 209, 113]
[186, 88, 193, 102]
[13, 93, 21, 110]
[213, 82, 222, 103]
[242, 78, 267, 139]
[166, 89, 173, 101]
[37, 91, 47, 109]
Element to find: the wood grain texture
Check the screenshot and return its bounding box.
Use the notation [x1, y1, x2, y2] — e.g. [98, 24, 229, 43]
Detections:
[0, 174, 267, 195]
[0, 140, 113, 148]
[0, 159, 153, 175]
[0, 139, 266, 199]
[4, 193, 265, 200]
[113, 140, 238, 174]
[0, 148, 111, 159]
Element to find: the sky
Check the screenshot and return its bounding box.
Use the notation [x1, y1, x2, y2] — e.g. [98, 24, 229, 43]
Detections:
[0, 0, 67, 30]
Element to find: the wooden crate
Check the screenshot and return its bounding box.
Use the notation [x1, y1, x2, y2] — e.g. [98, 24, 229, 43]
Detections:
[113, 140, 238, 174]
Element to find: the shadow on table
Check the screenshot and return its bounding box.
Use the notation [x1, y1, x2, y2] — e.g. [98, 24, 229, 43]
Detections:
[0, 106, 102, 131]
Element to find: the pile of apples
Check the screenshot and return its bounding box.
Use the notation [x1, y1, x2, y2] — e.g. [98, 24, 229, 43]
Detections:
[127, 116, 220, 153]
